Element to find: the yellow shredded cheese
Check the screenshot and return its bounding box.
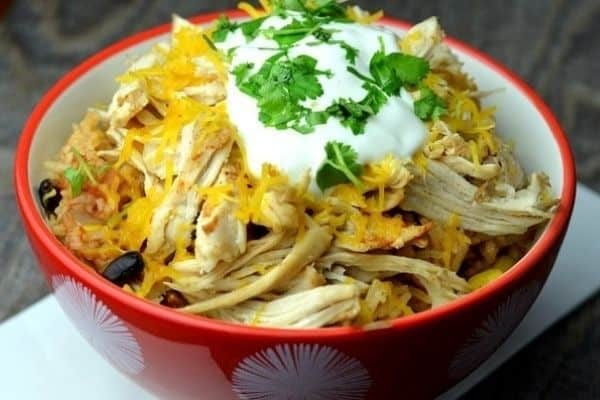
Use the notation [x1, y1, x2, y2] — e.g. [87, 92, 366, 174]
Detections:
[238, 2, 268, 18]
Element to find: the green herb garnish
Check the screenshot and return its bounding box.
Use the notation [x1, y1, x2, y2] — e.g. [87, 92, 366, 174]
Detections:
[265, 19, 319, 47]
[63, 168, 86, 197]
[232, 62, 255, 85]
[240, 17, 267, 40]
[62, 147, 107, 197]
[326, 83, 387, 135]
[327, 40, 432, 131]
[212, 15, 239, 43]
[211, 15, 266, 43]
[224, 4, 437, 134]
[316, 141, 364, 191]
[369, 38, 430, 95]
[272, 0, 348, 19]
[236, 53, 331, 133]
[339, 42, 359, 63]
[414, 87, 447, 120]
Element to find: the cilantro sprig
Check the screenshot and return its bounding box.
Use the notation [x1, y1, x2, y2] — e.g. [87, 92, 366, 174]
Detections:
[316, 141, 364, 191]
[414, 87, 447, 120]
[212, 16, 238, 42]
[326, 83, 387, 134]
[212, 15, 267, 43]
[271, 0, 349, 19]
[370, 50, 430, 95]
[235, 52, 332, 133]
[221, 3, 445, 137]
[63, 147, 109, 196]
[264, 19, 322, 47]
[328, 38, 442, 133]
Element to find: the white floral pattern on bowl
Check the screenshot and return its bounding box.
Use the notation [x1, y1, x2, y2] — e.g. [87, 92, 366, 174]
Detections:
[51, 275, 144, 375]
[232, 343, 371, 400]
[449, 281, 542, 379]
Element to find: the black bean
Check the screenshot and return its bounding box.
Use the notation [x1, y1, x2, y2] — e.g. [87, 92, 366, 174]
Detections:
[101, 251, 144, 286]
[160, 290, 189, 308]
[38, 178, 62, 216]
[247, 222, 269, 240]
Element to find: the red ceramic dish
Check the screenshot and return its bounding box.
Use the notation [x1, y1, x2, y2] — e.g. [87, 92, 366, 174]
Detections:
[14, 11, 576, 400]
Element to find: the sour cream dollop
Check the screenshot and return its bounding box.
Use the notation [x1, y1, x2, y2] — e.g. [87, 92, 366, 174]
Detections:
[216, 14, 427, 191]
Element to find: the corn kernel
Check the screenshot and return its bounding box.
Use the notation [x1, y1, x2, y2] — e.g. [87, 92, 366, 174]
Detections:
[491, 255, 516, 272]
[468, 268, 503, 290]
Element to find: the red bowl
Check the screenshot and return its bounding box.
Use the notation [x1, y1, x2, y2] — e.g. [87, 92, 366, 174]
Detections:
[14, 11, 576, 400]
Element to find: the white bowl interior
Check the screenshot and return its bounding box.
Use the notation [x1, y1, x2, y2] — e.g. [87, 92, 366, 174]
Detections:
[28, 22, 564, 213]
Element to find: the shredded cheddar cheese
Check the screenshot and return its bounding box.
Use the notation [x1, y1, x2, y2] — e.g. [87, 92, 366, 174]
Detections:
[238, 2, 268, 18]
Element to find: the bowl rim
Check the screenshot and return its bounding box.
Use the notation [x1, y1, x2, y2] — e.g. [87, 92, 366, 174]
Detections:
[14, 10, 576, 339]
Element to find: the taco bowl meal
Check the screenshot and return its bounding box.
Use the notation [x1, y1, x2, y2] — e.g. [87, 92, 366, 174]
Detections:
[15, 1, 575, 398]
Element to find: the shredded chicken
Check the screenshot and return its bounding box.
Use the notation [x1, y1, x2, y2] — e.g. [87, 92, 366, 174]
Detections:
[194, 158, 246, 273]
[169, 233, 285, 296]
[211, 284, 359, 328]
[494, 143, 527, 189]
[441, 155, 501, 180]
[276, 265, 326, 294]
[145, 127, 232, 254]
[403, 160, 554, 235]
[319, 250, 470, 307]
[401, 17, 463, 76]
[181, 226, 332, 313]
[260, 184, 303, 233]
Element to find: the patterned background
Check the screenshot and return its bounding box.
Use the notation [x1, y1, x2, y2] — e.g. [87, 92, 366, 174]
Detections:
[1, 1, 599, 398]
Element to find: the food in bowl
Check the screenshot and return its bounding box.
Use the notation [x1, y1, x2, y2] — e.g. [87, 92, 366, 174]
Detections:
[39, 0, 557, 328]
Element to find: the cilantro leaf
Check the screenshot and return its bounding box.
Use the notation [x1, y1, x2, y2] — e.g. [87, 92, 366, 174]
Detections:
[232, 62, 255, 85]
[340, 42, 359, 63]
[71, 147, 97, 185]
[288, 55, 326, 99]
[347, 66, 377, 85]
[327, 83, 387, 134]
[266, 19, 318, 47]
[236, 53, 330, 133]
[386, 53, 430, 85]
[369, 46, 401, 95]
[316, 141, 364, 191]
[313, 27, 333, 42]
[305, 0, 348, 18]
[369, 39, 430, 95]
[240, 17, 267, 40]
[414, 87, 447, 120]
[62, 147, 105, 197]
[63, 167, 86, 197]
[306, 110, 329, 125]
[273, 0, 306, 12]
[272, 0, 348, 19]
[212, 15, 266, 43]
[265, 19, 340, 48]
[259, 85, 298, 127]
[212, 15, 239, 43]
